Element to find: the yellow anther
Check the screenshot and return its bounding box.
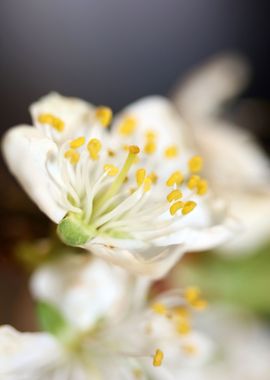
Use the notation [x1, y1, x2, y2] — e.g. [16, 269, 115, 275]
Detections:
[107, 149, 116, 157]
[166, 171, 184, 187]
[87, 138, 102, 160]
[177, 320, 191, 335]
[69, 136, 85, 149]
[192, 298, 208, 311]
[136, 168, 146, 186]
[187, 175, 200, 190]
[64, 149, 80, 165]
[152, 303, 167, 315]
[144, 141, 156, 154]
[197, 179, 208, 195]
[182, 344, 198, 356]
[95, 106, 112, 127]
[149, 172, 158, 184]
[104, 164, 119, 176]
[173, 306, 190, 320]
[167, 189, 183, 203]
[143, 177, 152, 192]
[164, 145, 179, 158]
[170, 201, 184, 216]
[38, 113, 65, 132]
[153, 349, 164, 367]
[129, 145, 140, 154]
[184, 287, 200, 303]
[188, 156, 203, 173]
[182, 201, 197, 215]
[118, 116, 137, 135]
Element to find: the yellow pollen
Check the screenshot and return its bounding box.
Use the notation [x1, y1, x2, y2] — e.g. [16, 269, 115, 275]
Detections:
[167, 189, 183, 203]
[129, 145, 140, 154]
[151, 303, 167, 315]
[188, 156, 203, 173]
[166, 171, 184, 187]
[197, 179, 208, 195]
[136, 168, 146, 186]
[164, 145, 179, 158]
[170, 201, 184, 216]
[38, 113, 65, 132]
[118, 116, 137, 135]
[87, 138, 102, 160]
[153, 349, 164, 367]
[187, 175, 200, 190]
[182, 201, 197, 215]
[184, 287, 201, 303]
[182, 344, 198, 356]
[149, 172, 158, 184]
[144, 141, 156, 154]
[69, 136, 85, 149]
[177, 320, 191, 335]
[173, 306, 190, 320]
[192, 298, 208, 310]
[104, 164, 119, 176]
[95, 106, 112, 127]
[143, 177, 152, 192]
[64, 149, 80, 165]
[145, 130, 156, 140]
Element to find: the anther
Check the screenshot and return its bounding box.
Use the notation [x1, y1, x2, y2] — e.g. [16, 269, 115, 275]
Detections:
[182, 201, 197, 215]
[170, 201, 184, 216]
[136, 168, 146, 186]
[151, 303, 167, 315]
[95, 106, 112, 127]
[104, 164, 119, 176]
[166, 171, 184, 187]
[167, 189, 183, 203]
[164, 145, 179, 158]
[64, 149, 80, 165]
[87, 138, 102, 160]
[143, 177, 152, 192]
[153, 349, 164, 367]
[188, 156, 203, 173]
[118, 116, 137, 135]
[69, 136, 85, 149]
[38, 113, 65, 132]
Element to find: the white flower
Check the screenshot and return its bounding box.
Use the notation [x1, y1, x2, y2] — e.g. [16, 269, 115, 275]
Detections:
[172, 54, 270, 254]
[2, 92, 235, 276]
[0, 255, 213, 380]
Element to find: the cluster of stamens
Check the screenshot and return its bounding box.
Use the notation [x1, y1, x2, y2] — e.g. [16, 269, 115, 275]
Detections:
[151, 286, 208, 367]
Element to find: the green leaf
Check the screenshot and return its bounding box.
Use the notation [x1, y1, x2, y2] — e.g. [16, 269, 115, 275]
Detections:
[36, 301, 70, 337]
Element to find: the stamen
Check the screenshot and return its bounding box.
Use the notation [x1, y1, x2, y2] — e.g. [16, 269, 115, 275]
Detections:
[187, 175, 200, 190]
[118, 116, 137, 135]
[136, 168, 146, 186]
[182, 201, 197, 215]
[176, 320, 191, 335]
[143, 177, 152, 192]
[108, 149, 116, 157]
[149, 172, 158, 184]
[188, 156, 203, 173]
[164, 145, 179, 158]
[38, 113, 64, 132]
[145, 130, 156, 140]
[184, 287, 200, 303]
[93, 145, 140, 211]
[104, 164, 119, 176]
[151, 303, 167, 315]
[197, 179, 208, 195]
[64, 149, 80, 165]
[87, 138, 102, 160]
[95, 106, 112, 127]
[170, 201, 184, 216]
[144, 141, 156, 154]
[69, 136, 85, 149]
[153, 349, 164, 367]
[166, 171, 184, 187]
[167, 189, 183, 203]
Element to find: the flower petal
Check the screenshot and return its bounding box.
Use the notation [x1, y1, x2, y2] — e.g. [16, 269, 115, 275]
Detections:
[2, 125, 66, 223]
[30, 255, 131, 331]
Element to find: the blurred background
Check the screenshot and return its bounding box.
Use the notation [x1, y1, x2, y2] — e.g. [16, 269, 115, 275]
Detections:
[0, 0, 270, 336]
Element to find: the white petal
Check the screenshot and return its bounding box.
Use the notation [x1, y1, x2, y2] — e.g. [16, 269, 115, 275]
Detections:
[0, 325, 64, 380]
[112, 96, 192, 152]
[172, 53, 250, 121]
[30, 92, 95, 142]
[30, 255, 131, 331]
[2, 126, 66, 223]
[85, 242, 186, 279]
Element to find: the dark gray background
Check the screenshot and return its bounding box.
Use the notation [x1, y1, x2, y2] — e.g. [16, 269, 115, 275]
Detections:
[0, 0, 269, 132]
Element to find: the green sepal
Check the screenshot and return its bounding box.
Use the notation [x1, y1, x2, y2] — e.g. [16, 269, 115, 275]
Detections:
[57, 214, 96, 247]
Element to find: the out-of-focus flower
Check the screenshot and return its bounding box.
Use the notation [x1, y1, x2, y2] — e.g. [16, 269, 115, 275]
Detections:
[0, 255, 213, 379]
[2, 93, 235, 277]
[172, 53, 270, 254]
